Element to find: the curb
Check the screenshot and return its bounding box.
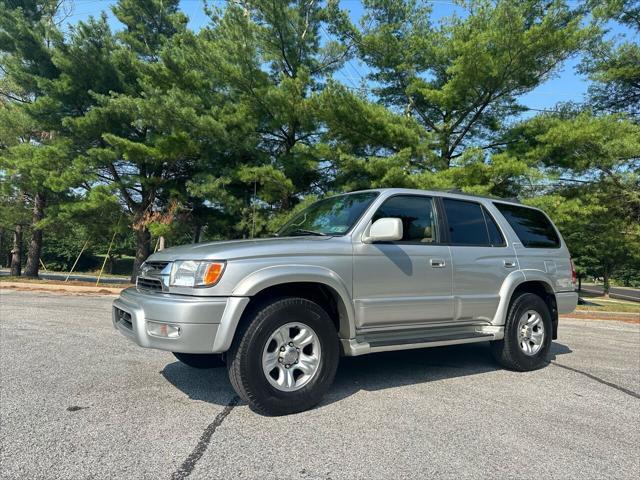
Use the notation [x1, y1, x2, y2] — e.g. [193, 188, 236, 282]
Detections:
[0, 281, 128, 295]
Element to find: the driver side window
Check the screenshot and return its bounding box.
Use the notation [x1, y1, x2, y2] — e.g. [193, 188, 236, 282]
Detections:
[372, 195, 438, 243]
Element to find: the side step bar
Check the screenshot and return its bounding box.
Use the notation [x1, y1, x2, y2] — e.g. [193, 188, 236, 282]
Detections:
[341, 326, 503, 356]
[369, 331, 493, 349]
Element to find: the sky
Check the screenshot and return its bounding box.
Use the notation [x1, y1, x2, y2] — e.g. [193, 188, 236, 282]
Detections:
[63, 0, 636, 119]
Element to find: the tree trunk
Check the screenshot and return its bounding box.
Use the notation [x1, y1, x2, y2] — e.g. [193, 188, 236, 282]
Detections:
[158, 236, 166, 251]
[10, 224, 23, 277]
[193, 224, 202, 244]
[603, 268, 610, 298]
[24, 191, 46, 278]
[131, 226, 151, 282]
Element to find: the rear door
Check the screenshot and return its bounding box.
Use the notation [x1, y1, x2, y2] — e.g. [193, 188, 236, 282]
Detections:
[352, 194, 453, 328]
[441, 198, 517, 322]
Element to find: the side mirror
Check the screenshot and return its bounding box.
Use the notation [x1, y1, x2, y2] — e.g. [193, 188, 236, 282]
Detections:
[362, 218, 403, 243]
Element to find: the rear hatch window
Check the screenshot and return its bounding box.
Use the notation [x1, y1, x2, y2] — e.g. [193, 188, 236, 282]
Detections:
[494, 203, 560, 248]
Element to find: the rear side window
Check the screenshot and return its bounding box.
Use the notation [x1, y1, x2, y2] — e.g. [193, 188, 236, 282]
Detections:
[494, 203, 560, 248]
[372, 195, 438, 243]
[443, 199, 506, 246]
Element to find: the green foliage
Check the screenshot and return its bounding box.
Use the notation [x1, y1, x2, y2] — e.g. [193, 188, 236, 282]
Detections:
[0, 0, 61, 95]
[580, 0, 640, 119]
[112, 0, 187, 58]
[330, 0, 594, 165]
[505, 111, 640, 214]
[185, 0, 354, 238]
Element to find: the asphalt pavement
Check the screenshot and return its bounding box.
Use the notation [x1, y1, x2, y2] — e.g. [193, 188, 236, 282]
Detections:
[1, 290, 639, 479]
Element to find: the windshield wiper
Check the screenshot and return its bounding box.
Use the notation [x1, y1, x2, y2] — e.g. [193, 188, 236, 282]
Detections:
[287, 228, 328, 237]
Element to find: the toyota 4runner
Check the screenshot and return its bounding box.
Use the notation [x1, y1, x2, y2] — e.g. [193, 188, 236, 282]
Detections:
[113, 188, 578, 415]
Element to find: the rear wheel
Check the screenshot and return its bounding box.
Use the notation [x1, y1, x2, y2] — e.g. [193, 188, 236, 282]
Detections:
[226, 297, 339, 416]
[172, 352, 225, 369]
[491, 292, 552, 371]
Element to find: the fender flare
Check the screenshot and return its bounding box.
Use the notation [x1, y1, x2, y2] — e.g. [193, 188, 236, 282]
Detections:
[492, 270, 555, 325]
[232, 265, 356, 339]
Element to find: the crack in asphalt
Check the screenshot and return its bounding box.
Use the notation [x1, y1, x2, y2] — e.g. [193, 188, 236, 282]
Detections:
[171, 396, 240, 480]
[550, 361, 640, 399]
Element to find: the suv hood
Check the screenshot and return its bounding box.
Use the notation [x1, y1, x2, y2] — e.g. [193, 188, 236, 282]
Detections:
[145, 236, 346, 262]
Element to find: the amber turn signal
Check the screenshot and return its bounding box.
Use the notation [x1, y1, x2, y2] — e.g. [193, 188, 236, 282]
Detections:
[203, 262, 224, 285]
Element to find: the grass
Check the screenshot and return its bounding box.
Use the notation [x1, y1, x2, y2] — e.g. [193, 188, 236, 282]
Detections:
[76, 271, 130, 279]
[577, 291, 640, 314]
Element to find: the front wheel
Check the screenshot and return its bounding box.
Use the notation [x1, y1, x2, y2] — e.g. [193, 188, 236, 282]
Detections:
[226, 297, 339, 416]
[491, 292, 552, 371]
[172, 352, 225, 369]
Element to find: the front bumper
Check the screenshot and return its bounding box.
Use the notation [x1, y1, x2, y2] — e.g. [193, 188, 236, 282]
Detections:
[112, 287, 249, 353]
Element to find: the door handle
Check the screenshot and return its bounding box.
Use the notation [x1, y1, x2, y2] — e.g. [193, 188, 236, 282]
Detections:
[430, 258, 446, 268]
[503, 260, 517, 268]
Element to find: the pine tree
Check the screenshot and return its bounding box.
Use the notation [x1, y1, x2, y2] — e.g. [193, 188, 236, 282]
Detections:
[580, 0, 640, 120]
[330, 0, 593, 167]
[187, 1, 351, 237]
[57, 0, 190, 280]
[0, 0, 67, 277]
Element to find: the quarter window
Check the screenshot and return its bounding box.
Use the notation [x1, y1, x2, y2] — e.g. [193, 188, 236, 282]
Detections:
[443, 199, 505, 247]
[372, 195, 438, 243]
[494, 203, 560, 248]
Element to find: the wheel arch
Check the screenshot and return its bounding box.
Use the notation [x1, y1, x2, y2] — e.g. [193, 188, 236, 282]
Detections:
[494, 272, 558, 339]
[231, 266, 356, 342]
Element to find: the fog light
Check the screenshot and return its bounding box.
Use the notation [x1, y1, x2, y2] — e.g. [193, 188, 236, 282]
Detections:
[147, 321, 181, 338]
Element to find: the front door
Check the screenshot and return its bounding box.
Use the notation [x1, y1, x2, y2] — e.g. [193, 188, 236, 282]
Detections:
[441, 198, 517, 322]
[352, 194, 453, 329]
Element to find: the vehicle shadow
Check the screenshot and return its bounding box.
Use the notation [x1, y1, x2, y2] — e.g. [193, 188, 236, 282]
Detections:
[161, 361, 235, 405]
[324, 341, 572, 406]
[160, 341, 573, 410]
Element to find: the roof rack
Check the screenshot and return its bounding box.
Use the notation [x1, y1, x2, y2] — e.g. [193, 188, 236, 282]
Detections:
[444, 188, 521, 204]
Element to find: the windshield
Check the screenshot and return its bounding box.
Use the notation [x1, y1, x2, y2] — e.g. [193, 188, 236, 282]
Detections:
[277, 192, 379, 237]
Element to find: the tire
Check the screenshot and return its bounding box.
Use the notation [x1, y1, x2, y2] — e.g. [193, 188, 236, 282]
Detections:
[491, 292, 552, 371]
[226, 297, 339, 416]
[173, 352, 225, 369]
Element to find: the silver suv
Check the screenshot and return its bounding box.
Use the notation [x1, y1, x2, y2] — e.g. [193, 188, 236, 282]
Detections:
[113, 188, 578, 415]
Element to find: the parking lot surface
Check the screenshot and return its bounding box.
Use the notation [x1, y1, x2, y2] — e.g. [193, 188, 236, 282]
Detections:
[1, 290, 639, 479]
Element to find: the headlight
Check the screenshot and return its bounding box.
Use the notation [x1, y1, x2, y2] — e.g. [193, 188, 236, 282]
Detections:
[169, 260, 225, 287]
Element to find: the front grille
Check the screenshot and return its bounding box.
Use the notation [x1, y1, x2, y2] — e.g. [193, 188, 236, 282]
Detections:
[137, 260, 169, 292]
[114, 307, 133, 330]
[144, 261, 169, 271]
[136, 277, 163, 291]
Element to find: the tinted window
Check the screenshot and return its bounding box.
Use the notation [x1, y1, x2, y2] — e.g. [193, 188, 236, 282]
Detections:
[372, 195, 438, 243]
[483, 208, 506, 246]
[443, 199, 489, 245]
[494, 203, 560, 248]
[278, 192, 378, 236]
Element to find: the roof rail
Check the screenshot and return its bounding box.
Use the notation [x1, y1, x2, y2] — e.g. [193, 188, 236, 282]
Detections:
[444, 188, 521, 204]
